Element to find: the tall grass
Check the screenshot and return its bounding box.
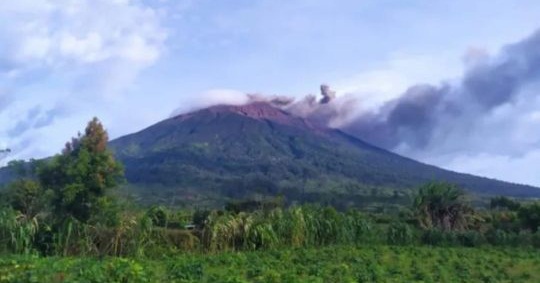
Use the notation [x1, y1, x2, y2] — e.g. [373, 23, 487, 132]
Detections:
[0, 205, 538, 257]
[0, 208, 39, 255]
[202, 206, 382, 252]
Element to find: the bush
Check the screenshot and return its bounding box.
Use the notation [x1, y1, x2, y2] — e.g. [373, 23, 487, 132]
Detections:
[456, 231, 485, 247]
[146, 206, 168, 227]
[512, 231, 534, 247]
[420, 229, 457, 246]
[158, 228, 200, 251]
[386, 222, 415, 245]
[167, 260, 204, 281]
[486, 229, 509, 246]
[533, 231, 540, 248]
[193, 210, 211, 228]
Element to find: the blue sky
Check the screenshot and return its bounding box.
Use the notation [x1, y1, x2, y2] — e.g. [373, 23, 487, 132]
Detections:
[2, 0, 540, 186]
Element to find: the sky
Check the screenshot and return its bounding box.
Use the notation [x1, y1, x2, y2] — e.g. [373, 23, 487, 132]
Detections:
[2, 0, 540, 186]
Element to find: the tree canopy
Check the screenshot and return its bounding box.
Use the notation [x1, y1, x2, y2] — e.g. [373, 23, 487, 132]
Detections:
[39, 117, 124, 223]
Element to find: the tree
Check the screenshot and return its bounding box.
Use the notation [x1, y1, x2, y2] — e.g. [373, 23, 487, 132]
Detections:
[413, 182, 474, 231]
[7, 158, 45, 179]
[518, 202, 540, 232]
[39, 117, 124, 223]
[7, 179, 48, 219]
[7, 160, 28, 177]
[490, 196, 521, 211]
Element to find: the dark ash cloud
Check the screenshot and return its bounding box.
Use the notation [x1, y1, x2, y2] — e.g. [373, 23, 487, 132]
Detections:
[342, 29, 540, 151]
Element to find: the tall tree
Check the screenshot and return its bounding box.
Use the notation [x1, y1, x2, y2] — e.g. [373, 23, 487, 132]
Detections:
[39, 117, 124, 223]
[413, 182, 474, 231]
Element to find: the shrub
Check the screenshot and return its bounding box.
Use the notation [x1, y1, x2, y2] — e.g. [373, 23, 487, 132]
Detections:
[513, 231, 533, 247]
[386, 222, 415, 245]
[146, 206, 168, 227]
[158, 228, 200, 251]
[486, 229, 509, 246]
[456, 231, 486, 247]
[167, 260, 204, 281]
[533, 231, 540, 248]
[420, 229, 467, 246]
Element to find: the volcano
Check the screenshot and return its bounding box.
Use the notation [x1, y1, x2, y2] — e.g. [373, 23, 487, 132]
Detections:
[107, 102, 540, 207]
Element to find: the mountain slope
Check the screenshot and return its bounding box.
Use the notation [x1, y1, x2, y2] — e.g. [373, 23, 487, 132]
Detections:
[108, 102, 540, 207]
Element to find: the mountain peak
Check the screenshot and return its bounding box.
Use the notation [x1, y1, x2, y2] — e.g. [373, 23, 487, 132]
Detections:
[107, 99, 540, 207]
[207, 102, 289, 119]
[173, 101, 319, 130]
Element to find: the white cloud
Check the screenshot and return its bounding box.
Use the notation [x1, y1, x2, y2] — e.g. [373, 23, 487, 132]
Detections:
[59, 32, 105, 63]
[334, 53, 462, 112]
[0, 0, 167, 162]
[0, 0, 166, 73]
[170, 89, 249, 117]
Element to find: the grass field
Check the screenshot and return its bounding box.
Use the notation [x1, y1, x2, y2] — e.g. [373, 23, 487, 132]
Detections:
[1, 245, 539, 282]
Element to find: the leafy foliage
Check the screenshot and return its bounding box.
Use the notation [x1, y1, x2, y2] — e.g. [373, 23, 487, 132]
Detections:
[413, 182, 475, 231]
[387, 221, 415, 245]
[5, 180, 48, 219]
[146, 206, 168, 227]
[518, 202, 540, 232]
[0, 246, 538, 282]
[490, 196, 522, 211]
[39, 117, 124, 223]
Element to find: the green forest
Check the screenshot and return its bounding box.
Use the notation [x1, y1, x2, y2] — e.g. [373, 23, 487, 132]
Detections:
[0, 118, 539, 282]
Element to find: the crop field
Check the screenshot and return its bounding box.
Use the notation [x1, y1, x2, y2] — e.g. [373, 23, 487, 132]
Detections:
[1, 245, 539, 283]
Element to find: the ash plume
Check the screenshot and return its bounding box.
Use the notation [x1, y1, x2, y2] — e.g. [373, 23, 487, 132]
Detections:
[172, 84, 354, 128]
[246, 93, 295, 106]
[342, 29, 540, 152]
[245, 84, 358, 128]
[282, 84, 358, 127]
[319, 84, 336, 104]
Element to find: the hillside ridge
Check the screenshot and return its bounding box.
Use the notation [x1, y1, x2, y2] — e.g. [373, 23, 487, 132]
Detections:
[105, 102, 540, 207]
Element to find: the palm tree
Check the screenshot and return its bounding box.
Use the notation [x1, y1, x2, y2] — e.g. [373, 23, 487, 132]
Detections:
[413, 182, 474, 231]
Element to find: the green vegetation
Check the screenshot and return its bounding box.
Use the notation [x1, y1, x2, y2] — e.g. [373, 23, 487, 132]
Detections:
[0, 118, 539, 281]
[413, 182, 474, 231]
[40, 117, 124, 224]
[0, 246, 538, 282]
